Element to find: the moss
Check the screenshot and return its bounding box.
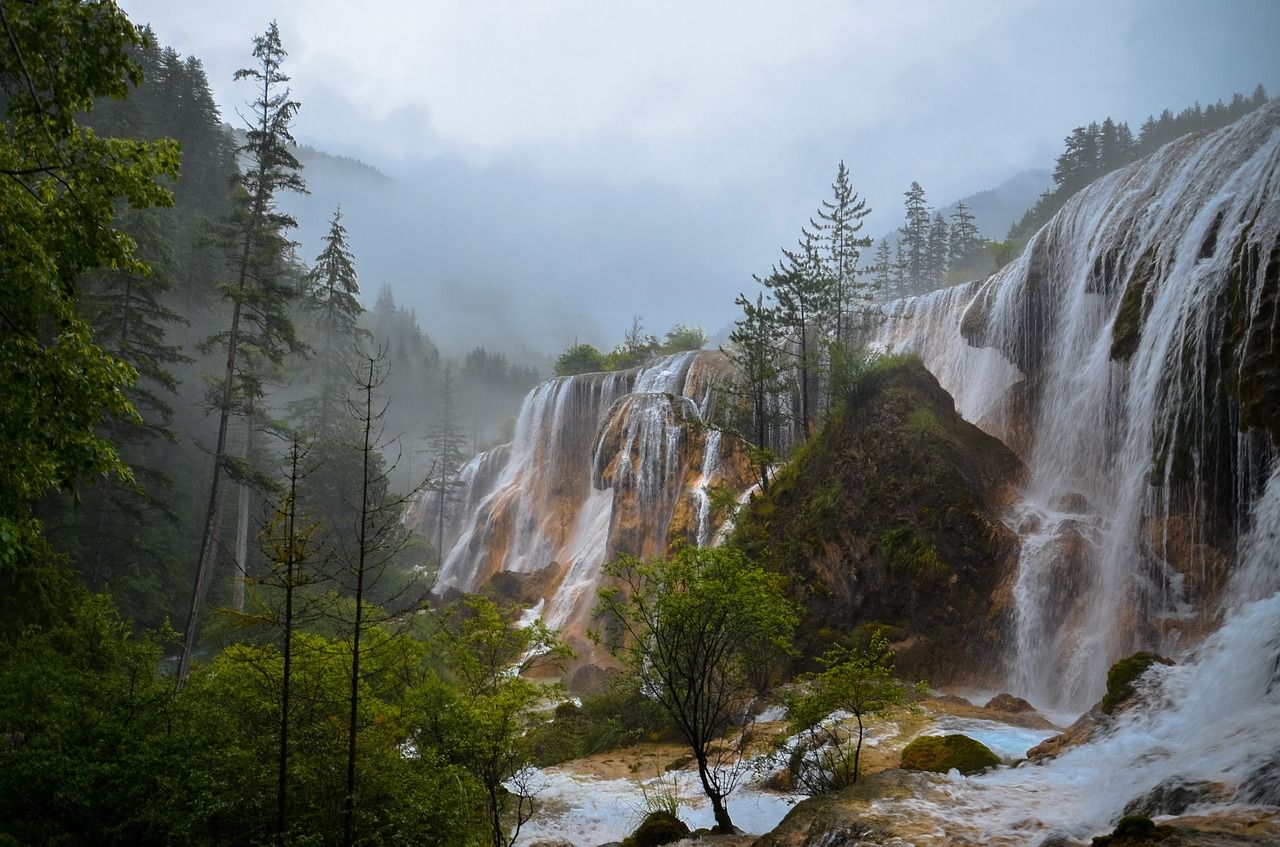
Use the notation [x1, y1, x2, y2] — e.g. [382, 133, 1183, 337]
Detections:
[905, 407, 941, 437]
[1110, 244, 1159, 361]
[1091, 814, 1166, 845]
[620, 811, 690, 847]
[899, 734, 999, 774]
[1101, 651, 1169, 715]
[879, 527, 953, 589]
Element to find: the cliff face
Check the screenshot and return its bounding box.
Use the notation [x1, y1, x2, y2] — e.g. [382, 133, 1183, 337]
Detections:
[732, 359, 1024, 685]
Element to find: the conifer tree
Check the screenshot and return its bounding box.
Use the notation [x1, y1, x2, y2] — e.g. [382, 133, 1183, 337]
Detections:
[179, 21, 308, 687]
[806, 161, 872, 349]
[765, 236, 833, 437]
[724, 293, 784, 492]
[425, 365, 470, 564]
[297, 207, 365, 437]
[948, 201, 980, 271]
[899, 182, 930, 294]
[873, 238, 893, 300]
[926, 212, 949, 290]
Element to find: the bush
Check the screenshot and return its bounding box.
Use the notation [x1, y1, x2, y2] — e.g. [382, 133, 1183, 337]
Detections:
[554, 342, 606, 376]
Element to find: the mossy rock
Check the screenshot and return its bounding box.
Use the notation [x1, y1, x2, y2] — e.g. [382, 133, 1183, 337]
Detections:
[620, 810, 690, 847]
[1101, 652, 1172, 715]
[1091, 814, 1167, 845]
[899, 734, 1000, 775]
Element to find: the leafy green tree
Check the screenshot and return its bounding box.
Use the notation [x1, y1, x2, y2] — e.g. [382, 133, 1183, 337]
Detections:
[595, 546, 797, 832]
[554, 340, 607, 376]
[180, 21, 308, 686]
[0, 0, 179, 629]
[660, 322, 708, 353]
[784, 630, 925, 792]
[413, 595, 571, 847]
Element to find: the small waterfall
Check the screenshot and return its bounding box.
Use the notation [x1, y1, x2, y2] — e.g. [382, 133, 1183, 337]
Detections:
[877, 103, 1280, 710]
[427, 350, 755, 655]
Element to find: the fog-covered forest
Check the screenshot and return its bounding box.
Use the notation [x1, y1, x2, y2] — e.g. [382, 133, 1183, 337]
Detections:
[4, 2, 1280, 846]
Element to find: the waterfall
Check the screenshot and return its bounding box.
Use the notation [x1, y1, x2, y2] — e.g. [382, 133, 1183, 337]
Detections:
[877, 102, 1280, 710]
[425, 350, 754, 657]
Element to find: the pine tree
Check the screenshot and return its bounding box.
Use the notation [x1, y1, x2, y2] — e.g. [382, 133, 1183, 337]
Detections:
[724, 293, 783, 492]
[806, 161, 872, 349]
[926, 212, 949, 290]
[296, 207, 366, 437]
[948, 201, 981, 272]
[425, 365, 470, 565]
[873, 238, 892, 300]
[179, 22, 308, 687]
[764, 235, 833, 437]
[899, 182, 930, 294]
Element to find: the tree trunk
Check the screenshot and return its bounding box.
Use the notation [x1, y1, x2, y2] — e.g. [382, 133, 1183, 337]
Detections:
[232, 415, 251, 611]
[694, 751, 734, 833]
[276, 440, 300, 844]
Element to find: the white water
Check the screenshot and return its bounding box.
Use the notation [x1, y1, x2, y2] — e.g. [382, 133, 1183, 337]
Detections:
[428, 351, 749, 646]
[877, 103, 1280, 711]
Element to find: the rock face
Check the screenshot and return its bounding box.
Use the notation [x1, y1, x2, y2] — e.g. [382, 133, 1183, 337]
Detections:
[418, 351, 757, 671]
[731, 359, 1024, 684]
[874, 103, 1280, 710]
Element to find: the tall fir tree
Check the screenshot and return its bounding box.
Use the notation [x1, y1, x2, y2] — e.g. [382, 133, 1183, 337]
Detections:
[424, 365, 470, 565]
[179, 21, 308, 686]
[806, 161, 872, 349]
[899, 181, 930, 294]
[873, 238, 893, 300]
[724, 293, 784, 492]
[925, 211, 950, 289]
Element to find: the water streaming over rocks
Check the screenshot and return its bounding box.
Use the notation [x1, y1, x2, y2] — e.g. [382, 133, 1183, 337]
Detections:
[415, 351, 755, 662]
[877, 102, 1280, 711]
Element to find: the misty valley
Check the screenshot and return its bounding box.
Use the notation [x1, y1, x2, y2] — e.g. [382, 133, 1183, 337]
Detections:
[2, 4, 1280, 847]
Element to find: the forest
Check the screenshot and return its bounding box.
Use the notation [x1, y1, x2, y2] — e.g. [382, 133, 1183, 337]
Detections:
[4, 2, 1280, 847]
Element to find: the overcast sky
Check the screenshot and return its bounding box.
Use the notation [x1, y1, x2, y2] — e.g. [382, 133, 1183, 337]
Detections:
[119, 0, 1280, 354]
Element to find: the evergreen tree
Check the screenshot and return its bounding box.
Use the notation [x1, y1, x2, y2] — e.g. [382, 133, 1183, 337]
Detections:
[899, 182, 930, 294]
[806, 161, 872, 349]
[764, 236, 833, 437]
[179, 22, 308, 687]
[724, 293, 784, 492]
[425, 365, 470, 564]
[873, 238, 893, 299]
[925, 212, 949, 290]
[297, 207, 366, 437]
[948, 201, 980, 271]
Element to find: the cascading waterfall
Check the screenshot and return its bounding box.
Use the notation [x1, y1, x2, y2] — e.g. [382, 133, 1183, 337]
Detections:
[423, 350, 754, 657]
[876, 102, 1280, 711]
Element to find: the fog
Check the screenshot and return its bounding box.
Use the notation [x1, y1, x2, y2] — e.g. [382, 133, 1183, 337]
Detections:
[121, 0, 1280, 356]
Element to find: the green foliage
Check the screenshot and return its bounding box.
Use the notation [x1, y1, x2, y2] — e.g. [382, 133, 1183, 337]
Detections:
[899, 733, 999, 774]
[1101, 651, 1168, 715]
[660, 323, 708, 353]
[527, 679, 674, 766]
[414, 595, 571, 847]
[596, 545, 797, 831]
[784, 631, 924, 792]
[554, 341, 607, 376]
[879, 527, 953, 589]
[0, 0, 179, 585]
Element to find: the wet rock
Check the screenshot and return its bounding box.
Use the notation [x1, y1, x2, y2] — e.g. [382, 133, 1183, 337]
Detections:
[568, 662, 616, 695]
[1123, 779, 1235, 817]
[622, 810, 689, 847]
[1027, 705, 1103, 761]
[899, 734, 1000, 775]
[1101, 652, 1174, 715]
[984, 692, 1037, 713]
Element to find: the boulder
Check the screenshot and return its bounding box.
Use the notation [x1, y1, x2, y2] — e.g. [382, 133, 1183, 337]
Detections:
[621, 811, 690, 847]
[900, 734, 1000, 775]
[985, 692, 1037, 713]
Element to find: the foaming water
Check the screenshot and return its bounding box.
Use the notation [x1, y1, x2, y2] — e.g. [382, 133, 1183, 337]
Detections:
[876, 104, 1280, 710]
[426, 351, 753, 648]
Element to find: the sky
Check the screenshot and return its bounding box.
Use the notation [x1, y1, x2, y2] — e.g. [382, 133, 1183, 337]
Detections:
[119, 0, 1280, 354]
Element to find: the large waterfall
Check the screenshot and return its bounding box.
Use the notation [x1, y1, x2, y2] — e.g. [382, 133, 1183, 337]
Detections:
[877, 102, 1280, 711]
[416, 350, 754, 665]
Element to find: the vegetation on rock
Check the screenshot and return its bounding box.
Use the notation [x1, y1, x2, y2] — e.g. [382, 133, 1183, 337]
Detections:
[899, 734, 1000, 774]
[1102, 651, 1172, 715]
